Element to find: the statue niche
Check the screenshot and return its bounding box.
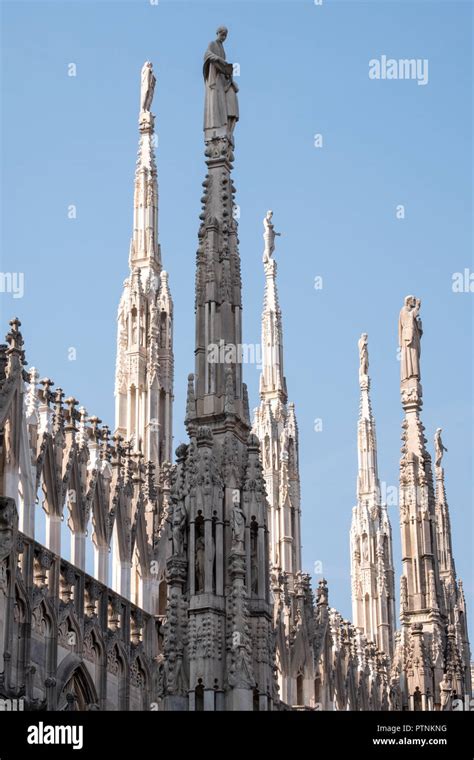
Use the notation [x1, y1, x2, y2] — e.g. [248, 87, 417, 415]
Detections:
[195, 512, 205, 594]
[250, 517, 258, 595]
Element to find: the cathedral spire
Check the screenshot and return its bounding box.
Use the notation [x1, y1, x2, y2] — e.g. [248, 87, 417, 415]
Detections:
[433, 428, 456, 585]
[252, 211, 303, 704]
[253, 212, 301, 580]
[130, 61, 160, 273]
[433, 428, 471, 688]
[397, 296, 443, 618]
[190, 29, 246, 428]
[259, 211, 287, 403]
[163, 30, 275, 712]
[356, 333, 379, 500]
[113, 62, 174, 609]
[396, 296, 448, 708]
[114, 61, 174, 481]
[350, 334, 395, 656]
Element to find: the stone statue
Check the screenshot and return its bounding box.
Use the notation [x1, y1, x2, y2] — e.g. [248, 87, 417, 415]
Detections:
[358, 333, 369, 377]
[400, 575, 408, 611]
[440, 673, 452, 711]
[131, 312, 138, 345]
[398, 296, 422, 383]
[362, 535, 369, 562]
[0, 497, 17, 563]
[250, 519, 258, 594]
[224, 367, 234, 414]
[171, 501, 186, 556]
[434, 428, 448, 467]
[264, 436, 270, 469]
[230, 492, 245, 549]
[140, 61, 156, 113]
[262, 210, 281, 263]
[203, 27, 239, 137]
[195, 534, 205, 593]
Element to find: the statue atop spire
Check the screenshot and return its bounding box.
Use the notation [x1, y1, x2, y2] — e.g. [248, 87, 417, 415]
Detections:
[358, 332, 369, 381]
[398, 295, 422, 384]
[162, 32, 275, 710]
[140, 61, 156, 113]
[262, 210, 281, 263]
[203, 26, 239, 139]
[434, 427, 448, 467]
[258, 211, 287, 402]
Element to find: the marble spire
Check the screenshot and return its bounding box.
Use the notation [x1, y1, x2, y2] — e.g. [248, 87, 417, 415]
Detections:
[434, 429, 456, 591]
[253, 211, 300, 578]
[131, 61, 160, 273]
[397, 297, 442, 619]
[252, 211, 304, 704]
[189, 27, 246, 425]
[259, 211, 287, 403]
[114, 61, 173, 471]
[433, 429, 471, 694]
[350, 333, 395, 656]
[163, 30, 275, 712]
[396, 297, 447, 709]
[113, 62, 174, 606]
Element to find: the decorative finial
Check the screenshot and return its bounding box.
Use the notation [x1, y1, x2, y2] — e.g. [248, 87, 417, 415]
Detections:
[64, 397, 78, 431]
[40, 378, 54, 405]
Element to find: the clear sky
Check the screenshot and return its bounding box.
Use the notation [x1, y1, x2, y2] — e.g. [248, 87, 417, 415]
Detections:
[1, 1, 472, 634]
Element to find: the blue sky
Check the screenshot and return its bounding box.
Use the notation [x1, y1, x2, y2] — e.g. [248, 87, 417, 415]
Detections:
[1, 1, 472, 634]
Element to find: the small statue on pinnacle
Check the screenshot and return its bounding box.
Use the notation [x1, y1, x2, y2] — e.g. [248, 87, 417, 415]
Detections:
[263, 210, 281, 263]
[140, 61, 156, 113]
[434, 427, 448, 467]
[358, 333, 369, 378]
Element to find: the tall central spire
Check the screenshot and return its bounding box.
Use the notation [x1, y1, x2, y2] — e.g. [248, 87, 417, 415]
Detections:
[189, 26, 247, 427]
[163, 29, 275, 712]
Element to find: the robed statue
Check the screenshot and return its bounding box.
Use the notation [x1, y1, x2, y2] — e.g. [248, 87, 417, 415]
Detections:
[434, 428, 448, 467]
[230, 489, 245, 550]
[398, 295, 422, 382]
[358, 333, 369, 377]
[203, 27, 239, 137]
[140, 61, 156, 113]
[171, 501, 187, 556]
